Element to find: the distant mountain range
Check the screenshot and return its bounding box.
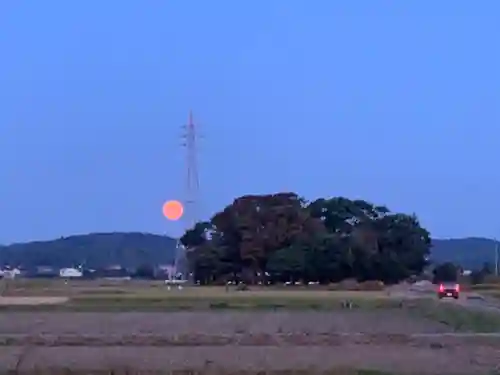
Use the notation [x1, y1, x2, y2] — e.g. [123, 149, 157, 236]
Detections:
[431, 237, 498, 270]
[0, 232, 495, 270]
[0, 232, 177, 269]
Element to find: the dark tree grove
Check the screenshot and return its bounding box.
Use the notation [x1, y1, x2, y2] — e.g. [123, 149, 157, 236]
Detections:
[180, 193, 431, 285]
[433, 262, 459, 283]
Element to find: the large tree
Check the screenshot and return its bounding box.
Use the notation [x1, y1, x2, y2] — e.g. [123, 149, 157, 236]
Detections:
[181, 193, 431, 285]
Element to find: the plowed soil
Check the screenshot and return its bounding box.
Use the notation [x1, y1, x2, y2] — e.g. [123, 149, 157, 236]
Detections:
[0, 311, 499, 374]
[0, 311, 452, 335]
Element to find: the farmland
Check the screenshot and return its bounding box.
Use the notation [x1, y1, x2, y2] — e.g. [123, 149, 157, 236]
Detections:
[0, 280, 500, 374]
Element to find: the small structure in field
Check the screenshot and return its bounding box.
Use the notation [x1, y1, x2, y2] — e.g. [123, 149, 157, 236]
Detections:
[59, 267, 83, 278]
[0, 268, 21, 279]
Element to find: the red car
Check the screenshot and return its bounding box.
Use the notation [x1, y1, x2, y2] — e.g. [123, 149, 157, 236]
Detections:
[438, 282, 460, 299]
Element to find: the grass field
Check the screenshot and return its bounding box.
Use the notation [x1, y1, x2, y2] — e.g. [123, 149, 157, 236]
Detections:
[471, 283, 500, 296]
[1, 279, 500, 374]
[0, 279, 404, 311]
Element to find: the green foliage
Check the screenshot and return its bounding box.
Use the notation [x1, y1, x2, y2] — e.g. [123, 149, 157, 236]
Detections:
[470, 270, 486, 285]
[433, 262, 458, 283]
[134, 264, 155, 279]
[182, 193, 432, 285]
[469, 262, 494, 285]
[0, 232, 177, 269]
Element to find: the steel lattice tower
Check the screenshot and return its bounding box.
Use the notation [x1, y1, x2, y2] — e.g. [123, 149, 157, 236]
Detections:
[174, 111, 200, 279]
[182, 110, 200, 229]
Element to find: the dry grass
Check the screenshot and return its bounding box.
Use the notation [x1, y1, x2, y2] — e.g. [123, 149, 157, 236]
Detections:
[471, 284, 500, 292]
[0, 297, 68, 306]
[1, 280, 500, 332]
[486, 291, 500, 300]
[469, 282, 500, 302]
[405, 299, 500, 332]
[0, 279, 390, 298]
[0, 279, 404, 312]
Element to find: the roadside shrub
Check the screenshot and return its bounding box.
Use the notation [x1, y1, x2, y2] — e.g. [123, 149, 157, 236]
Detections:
[326, 283, 341, 291]
[483, 275, 500, 284]
[359, 280, 384, 291]
[236, 283, 249, 291]
[337, 279, 359, 291]
[433, 262, 458, 283]
[470, 270, 486, 285]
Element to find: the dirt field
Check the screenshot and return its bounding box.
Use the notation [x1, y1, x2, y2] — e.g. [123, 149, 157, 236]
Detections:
[1, 346, 499, 374]
[0, 311, 453, 335]
[0, 311, 499, 374]
[1, 281, 500, 374]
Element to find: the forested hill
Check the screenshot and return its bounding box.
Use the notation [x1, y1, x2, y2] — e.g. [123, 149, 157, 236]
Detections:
[431, 237, 497, 270]
[0, 232, 177, 269]
[0, 231, 494, 270]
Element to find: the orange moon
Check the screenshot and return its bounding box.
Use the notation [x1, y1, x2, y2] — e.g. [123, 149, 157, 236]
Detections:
[162, 200, 184, 221]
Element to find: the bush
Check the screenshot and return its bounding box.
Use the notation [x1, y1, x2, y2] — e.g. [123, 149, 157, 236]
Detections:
[433, 262, 458, 283]
[236, 283, 249, 291]
[359, 280, 384, 291]
[337, 279, 360, 291]
[327, 279, 384, 291]
[470, 270, 486, 285]
[483, 275, 500, 284]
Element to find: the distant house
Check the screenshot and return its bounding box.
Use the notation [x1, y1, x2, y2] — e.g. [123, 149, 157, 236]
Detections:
[59, 268, 83, 278]
[0, 268, 21, 279]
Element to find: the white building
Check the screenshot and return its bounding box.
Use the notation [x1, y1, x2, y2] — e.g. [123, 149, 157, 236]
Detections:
[59, 268, 83, 278]
[1, 268, 21, 279]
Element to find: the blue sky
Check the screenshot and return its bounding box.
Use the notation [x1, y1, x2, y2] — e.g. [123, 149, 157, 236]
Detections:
[0, 2, 499, 243]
